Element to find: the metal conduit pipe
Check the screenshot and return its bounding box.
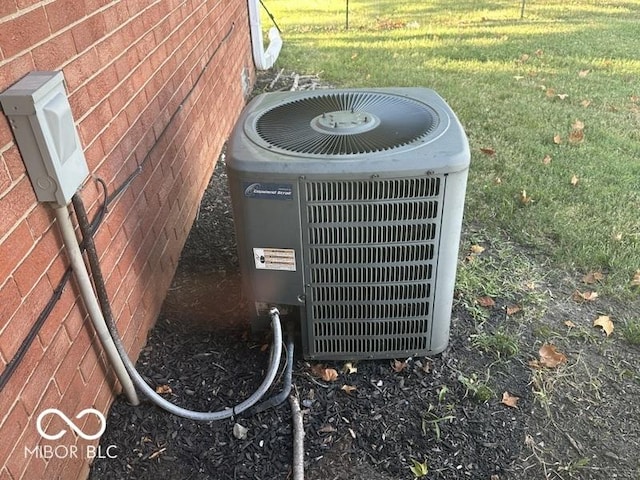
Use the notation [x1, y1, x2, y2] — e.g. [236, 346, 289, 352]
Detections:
[54, 205, 140, 406]
[71, 194, 283, 421]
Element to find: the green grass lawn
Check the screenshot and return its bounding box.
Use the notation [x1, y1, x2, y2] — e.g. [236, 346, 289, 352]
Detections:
[262, 0, 640, 296]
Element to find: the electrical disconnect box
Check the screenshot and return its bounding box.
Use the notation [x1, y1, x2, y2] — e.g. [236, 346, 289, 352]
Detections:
[0, 71, 89, 207]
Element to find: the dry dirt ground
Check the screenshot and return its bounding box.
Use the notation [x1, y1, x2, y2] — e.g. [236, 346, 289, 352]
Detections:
[89, 71, 640, 480]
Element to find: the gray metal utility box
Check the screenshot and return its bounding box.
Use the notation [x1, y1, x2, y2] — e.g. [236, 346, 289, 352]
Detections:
[226, 88, 469, 360]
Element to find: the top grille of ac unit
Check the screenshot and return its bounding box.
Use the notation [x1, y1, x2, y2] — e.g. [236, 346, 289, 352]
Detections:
[253, 91, 440, 155]
[226, 87, 470, 360]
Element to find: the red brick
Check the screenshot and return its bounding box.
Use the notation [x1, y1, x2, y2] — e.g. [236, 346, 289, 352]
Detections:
[68, 85, 92, 120]
[46, 252, 69, 288]
[0, 159, 10, 193]
[0, 52, 36, 94]
[33, 379, 62, 420]
[0, 177, 36, 237]
[102, 2, 129, 31]
[0, 0, 17, 18]
[0, 278, 21, 331]
[100, 113, 129, 157]
[25, 205, 54, 241]
[0, 116, 12, 149]
[113, 47, 140, 83]
[31, 30, 77, 71]
[16, 0, 41, 8]
[0, 221, 32, 284]
[83, 136, 106, 171]
[71, 12, 108, 52]
[78, 334, 100, 384]
[6, 418, 41, 480]
[45, 0, 87, 33]
[63, 48, 100, 92]
[95, 30, 128, 66]
[0, 275, 51, 361]
[35, 276, 74, 349]
[0, 7, 49, 58]
[124, 88, 148, 126]
[23, 457, 47, 480]
[57, 324, 89, 386]
[78, 100, 112, 146]
[62, 304, 86, 342]
[0, 329, 44, 421]
[85, 0, 111, 14]
[1, 146, 24, 182]
[14, 229, 60, 296]
[87, 64, 118, 104]
[0, 401, 29, 468]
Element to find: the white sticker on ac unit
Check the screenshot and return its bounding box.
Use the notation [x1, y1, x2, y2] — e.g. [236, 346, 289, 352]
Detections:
[253, 248, 296, 271]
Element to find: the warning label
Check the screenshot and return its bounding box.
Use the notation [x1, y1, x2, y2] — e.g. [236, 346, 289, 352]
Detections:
[253, 248, 296, 271]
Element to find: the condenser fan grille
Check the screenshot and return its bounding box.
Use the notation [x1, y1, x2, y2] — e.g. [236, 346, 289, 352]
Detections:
[254, 91, 439, 155]
[302, 177, 445, 359]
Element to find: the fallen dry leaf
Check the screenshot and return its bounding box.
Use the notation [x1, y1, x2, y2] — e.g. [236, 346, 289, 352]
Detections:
[470, 244, 486, 255]
[341, 385, 357, 395]
[631, 270, 640, 287]
[564, 320, 577, 328]
[572, 290, 598, 302]
[155, 384, 172, 395]
[494, 177, 502, 185]
[506, 305, 522, 316]
[520, 189, 533, 205]
[391, 359, 408, 373]
[542, 154, 552, 165]
[538, 344, 567, 368]
[318, 424, 337, 434]
[593, 315, 614, 336]
[570, 174, 579, 186]
[477, 296, 496, 308]
[480, 147, 496, 156]
[342, 362, 358, 374]
[545, 88, 556, 98]
[582, 271, 605, 284]
[535, 49, 544, 57]
[581, 99, 592, 108]
[612, 232, 623, 241]
[572, 119, 585, 131]
[569, 128, 585, 145]
[557, 93, 569, 100]
[578, 69, 590, 77]
[553, 134, 563, 145]
[311, 364, 339, 382]
[501, 391, 520, 408]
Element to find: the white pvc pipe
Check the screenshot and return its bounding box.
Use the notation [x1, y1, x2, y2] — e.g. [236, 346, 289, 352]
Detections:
[54, 206, 140, 406]
[248, 0, 282, 70]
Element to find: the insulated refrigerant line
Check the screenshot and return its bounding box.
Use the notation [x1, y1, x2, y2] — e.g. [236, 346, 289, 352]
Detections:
[54, 204, 140, 406]
[72, 193, 283, 421]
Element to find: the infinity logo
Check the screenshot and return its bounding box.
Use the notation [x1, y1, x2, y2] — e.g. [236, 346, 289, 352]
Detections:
[36, 408, 106, 441]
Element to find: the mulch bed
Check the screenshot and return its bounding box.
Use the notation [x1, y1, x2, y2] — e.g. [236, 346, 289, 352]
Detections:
[89, 70, 531, 479]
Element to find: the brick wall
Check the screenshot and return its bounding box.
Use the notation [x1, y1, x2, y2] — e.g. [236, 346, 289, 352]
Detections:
[0, 1, 255, 478]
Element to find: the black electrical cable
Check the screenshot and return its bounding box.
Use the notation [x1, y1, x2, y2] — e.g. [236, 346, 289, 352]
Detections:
[247, 334, 295, 415]
[0, 22, 236, 394]
[259, 0, 282, 34]
[0, 180, 110, 393]
[0, 268, 72, 392]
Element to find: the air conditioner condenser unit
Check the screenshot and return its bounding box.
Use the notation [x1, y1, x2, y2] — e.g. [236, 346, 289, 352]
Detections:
[226, 88, 470, 360]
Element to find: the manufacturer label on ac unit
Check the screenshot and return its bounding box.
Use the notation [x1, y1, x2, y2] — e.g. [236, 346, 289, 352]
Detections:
[243, 182, 293, 200]
[253, 248, 296, 271]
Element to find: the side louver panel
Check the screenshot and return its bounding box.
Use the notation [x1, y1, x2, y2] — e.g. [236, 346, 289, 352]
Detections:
[302, 177, 445, 359]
